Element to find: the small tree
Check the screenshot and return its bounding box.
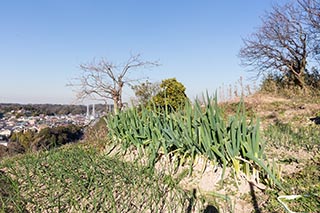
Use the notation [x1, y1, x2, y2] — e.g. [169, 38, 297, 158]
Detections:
[68, 54, 159, 113]
[152, 78, 188, 111]
[131, 80, 160, 106]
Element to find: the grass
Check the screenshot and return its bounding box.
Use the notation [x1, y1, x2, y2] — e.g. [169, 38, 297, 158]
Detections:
[261, 122, 320, 212]
[217, 92, 320, 212]
[261, 155, 320, 212]
[263, 121, 320, 152]
[0, 144, 201, 212]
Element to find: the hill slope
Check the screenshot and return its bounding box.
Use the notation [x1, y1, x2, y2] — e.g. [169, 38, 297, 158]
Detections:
[0, 92, 319, 212]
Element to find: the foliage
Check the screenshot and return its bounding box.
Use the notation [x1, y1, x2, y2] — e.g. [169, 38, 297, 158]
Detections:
[0, 146, 199, 212]
[105, 94, 281, 187]
[9, 130, 35, 152]
[9, 124, 83, 153]
[6, 142, 25, 157]
[151, 78, 189, 111]
[36, 125, 83, 150]
[305, 67, 320, 89]
[260, 70, 320, 97]
[131, 80, 160, 106]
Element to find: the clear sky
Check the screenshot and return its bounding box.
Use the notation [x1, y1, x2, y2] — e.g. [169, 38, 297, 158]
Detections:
[0, 0, 288, 104]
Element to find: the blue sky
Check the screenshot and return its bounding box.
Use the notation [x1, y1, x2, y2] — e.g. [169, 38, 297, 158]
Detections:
[0, 0, 287, 104]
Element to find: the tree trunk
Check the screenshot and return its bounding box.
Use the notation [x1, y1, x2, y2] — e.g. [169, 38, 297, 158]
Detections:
[296, 63, 306, 89]
[113, 97, 119, 114]
[295, 75, 305, 89]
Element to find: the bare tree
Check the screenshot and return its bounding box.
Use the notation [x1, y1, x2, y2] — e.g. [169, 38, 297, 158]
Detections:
[68, 54, 159, 113]
[298, 0, 320, 60]
[299, 0, 320, 30]
[239, 3, 311, 88]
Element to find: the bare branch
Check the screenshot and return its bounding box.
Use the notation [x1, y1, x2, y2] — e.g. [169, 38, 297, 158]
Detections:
[67, 54, 159, 113]
[239, 2, 311, 88]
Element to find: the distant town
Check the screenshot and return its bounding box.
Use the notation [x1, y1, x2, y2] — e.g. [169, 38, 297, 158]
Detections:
[0, 103, 114, 146]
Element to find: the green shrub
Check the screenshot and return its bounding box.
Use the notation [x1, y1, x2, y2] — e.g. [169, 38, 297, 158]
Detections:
[9, 124, 83, 153]
[260, 70, 320, 97]
[151, 78, 189, 112]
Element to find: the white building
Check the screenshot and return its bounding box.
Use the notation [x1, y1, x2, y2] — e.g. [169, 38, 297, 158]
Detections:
[0, 141, 8, 147]
[0, 129, 12, 137]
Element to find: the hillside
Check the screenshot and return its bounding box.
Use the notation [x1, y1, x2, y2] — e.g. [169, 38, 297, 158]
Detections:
[219, 92, 320, 212]
[0, 92, 319, 212]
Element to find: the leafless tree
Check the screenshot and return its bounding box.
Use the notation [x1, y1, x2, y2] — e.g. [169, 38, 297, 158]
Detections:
[239, 3, 311, 88]
[299, 0, 320, 30]
[68, 54, 159, 113]
[298, 0, 320, 60]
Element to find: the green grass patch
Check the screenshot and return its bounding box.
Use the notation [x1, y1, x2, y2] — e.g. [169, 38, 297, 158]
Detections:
[263, 122, 320, 151]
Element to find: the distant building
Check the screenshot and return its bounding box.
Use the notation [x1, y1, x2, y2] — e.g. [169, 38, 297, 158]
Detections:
[0, 129, 11, 137]
[0, 141, 8, 147]
[86, 104, 98, 122]
[106, 104, 114, 113]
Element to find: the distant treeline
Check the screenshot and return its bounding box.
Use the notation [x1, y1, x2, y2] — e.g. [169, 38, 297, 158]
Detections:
[0, 103, 109, 116]
[0, 124, 84, 159]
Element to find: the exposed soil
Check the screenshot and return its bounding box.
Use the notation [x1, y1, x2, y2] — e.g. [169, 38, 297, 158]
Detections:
[193, 93, 320, 212]
[243, 93, 320, 126]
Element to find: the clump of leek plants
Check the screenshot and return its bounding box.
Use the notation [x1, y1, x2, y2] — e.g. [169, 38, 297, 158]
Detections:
[105, 94, 281, 188]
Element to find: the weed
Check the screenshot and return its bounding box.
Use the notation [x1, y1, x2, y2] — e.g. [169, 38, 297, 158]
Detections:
[261, 155, 320, 212]
[263, 121, 320, 151]
[0, 145, 202, 212]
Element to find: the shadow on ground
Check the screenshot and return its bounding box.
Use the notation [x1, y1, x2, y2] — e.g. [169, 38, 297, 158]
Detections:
[310, 116, 320, 125]
[203, 205, 219, 213]
[249, 182, 262, 213]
